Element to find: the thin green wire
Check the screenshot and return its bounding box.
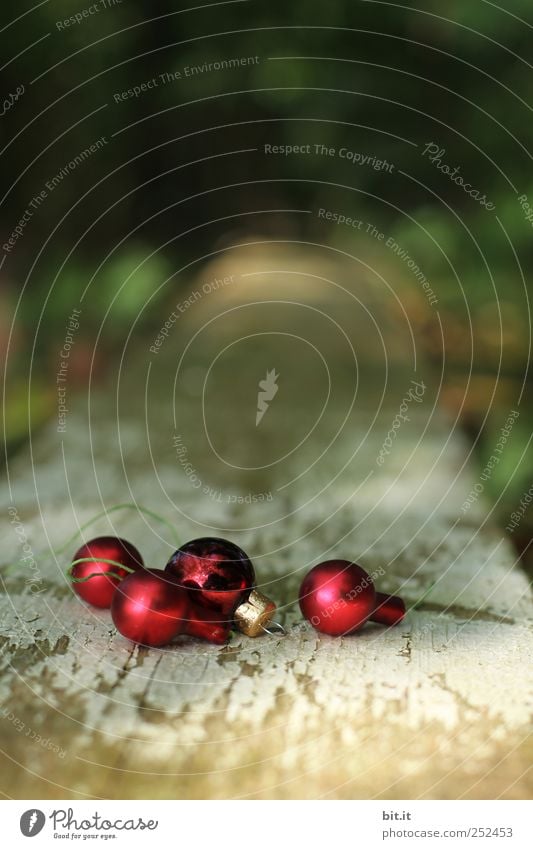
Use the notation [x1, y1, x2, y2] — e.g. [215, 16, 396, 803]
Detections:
[2, 502, 179, 577]
[67, 557, 137, 582]
[53, 502, 180, 554]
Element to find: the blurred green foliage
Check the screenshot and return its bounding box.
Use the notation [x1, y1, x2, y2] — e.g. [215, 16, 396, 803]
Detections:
[1, 0, 532, 539]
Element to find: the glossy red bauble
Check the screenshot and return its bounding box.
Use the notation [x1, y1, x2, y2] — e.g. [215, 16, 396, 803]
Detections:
[165, 537, 277, 637]
[70, 536, 144, 608]
[111, 569, 231, 647]
[299, 560, 406, 636]
[165, 537, 255, 618]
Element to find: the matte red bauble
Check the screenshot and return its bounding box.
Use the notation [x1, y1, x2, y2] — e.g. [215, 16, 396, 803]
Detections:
[111, 569, 231, 647]
[299, 560, 406, 636]
[70, 536, 144, 608]
[165, 537, 276, 637]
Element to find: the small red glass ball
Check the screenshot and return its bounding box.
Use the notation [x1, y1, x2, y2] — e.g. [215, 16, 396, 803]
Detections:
[165, 537, 255, 618]
[299, 560, 375, 635]
[111, 569, 231, 647]
[70, 536, 144, 608]
[299, 560, 406, 636]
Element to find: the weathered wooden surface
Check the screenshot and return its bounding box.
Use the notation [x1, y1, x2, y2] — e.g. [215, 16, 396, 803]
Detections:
[1, 246, 532, 799]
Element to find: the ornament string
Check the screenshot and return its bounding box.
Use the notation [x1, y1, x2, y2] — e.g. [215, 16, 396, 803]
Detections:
[54, 502, 180, 554]
[3, 502, 179, 576]
[67, 558, 137, 583]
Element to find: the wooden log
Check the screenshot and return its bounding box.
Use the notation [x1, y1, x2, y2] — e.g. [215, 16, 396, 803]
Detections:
[1, 248, 531, 798]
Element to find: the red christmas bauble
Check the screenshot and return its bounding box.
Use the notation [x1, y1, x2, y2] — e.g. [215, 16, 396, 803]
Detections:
[70, 536, 144, 608]
[111, 569, 231, 647]
[165, 537, 255, 618]
[299, 560, 405, 636]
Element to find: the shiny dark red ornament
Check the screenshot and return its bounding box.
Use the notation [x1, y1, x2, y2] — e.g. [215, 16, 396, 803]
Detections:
[165, 537, 276, 636]
[111, 569, 231, 646]
[165, 537, 254, 616]
[70, 536, 144, 608]
[299, 560, 406, 636]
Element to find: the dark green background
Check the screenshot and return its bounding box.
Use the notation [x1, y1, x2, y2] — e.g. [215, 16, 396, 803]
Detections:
[1, 0, 532, 561]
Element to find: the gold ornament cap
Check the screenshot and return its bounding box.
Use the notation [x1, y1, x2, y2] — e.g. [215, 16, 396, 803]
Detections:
[234, 588, 276, 637]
